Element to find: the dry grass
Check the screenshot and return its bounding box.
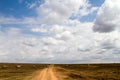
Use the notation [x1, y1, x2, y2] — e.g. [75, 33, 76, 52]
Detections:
[0, 63, 120, 80]
[0, 63, 48, 80]
[55, 64, 120, 80]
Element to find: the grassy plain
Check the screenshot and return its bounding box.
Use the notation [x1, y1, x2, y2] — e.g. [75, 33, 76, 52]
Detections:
[0, 63, 120, 80]
[56, 64, 120, 80]
[0, 63, 48, 80]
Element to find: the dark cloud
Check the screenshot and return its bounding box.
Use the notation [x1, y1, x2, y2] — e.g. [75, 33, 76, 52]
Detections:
[93, 21, 115, 33]
[93, 0, 120, 33]
[101, 40, 115, 49]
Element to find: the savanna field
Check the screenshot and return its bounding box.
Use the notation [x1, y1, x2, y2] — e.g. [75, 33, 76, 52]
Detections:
[0, 0, 120, 80]
[0, 63, 120, 80]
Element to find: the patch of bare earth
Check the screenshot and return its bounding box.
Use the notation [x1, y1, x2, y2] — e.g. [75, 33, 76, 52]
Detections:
[24, 65, 59, 80]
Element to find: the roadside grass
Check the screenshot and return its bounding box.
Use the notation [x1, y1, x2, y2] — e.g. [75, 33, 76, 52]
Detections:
[55, 64, 120, 80]
[0, 63, 120, 80]
[0, 63, 48, 80]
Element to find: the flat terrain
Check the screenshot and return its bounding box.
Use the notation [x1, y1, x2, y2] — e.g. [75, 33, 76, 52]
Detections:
[25, 65, 58, 80]
[0, 63, 120, 80]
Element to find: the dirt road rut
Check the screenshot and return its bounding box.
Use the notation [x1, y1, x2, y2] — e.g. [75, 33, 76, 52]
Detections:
[27, 65, 58, 80]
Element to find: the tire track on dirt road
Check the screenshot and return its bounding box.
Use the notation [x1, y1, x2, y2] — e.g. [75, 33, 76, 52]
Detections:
[26, 65, 59, 80]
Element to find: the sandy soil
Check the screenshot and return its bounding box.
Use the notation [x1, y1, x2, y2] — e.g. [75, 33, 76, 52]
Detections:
[25, 65, 59, 80]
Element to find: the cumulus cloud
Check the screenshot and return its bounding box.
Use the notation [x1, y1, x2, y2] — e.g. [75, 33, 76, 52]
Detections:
[0, 0, 120, 63]
[0, 0, 97, 25]
[0, 16, 37, 25]
[36, 0, 97, 24]
[50, 25, 64, 34]
[93, 0, 120, 32]
[1, 22, 120, 63]
[31, 27, 48, 33]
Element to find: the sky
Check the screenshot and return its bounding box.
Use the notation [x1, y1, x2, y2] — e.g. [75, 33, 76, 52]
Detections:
[0, 0, 120, 63]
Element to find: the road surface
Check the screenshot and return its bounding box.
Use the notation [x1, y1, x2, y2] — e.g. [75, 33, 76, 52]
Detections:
[26, 65, 59, 80]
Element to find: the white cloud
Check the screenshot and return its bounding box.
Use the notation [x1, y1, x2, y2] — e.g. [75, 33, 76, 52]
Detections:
[0, 16, 20, 24]
[0, 16, 37, 25]
[36, 0, 97, 24]
[72, 0, 98, 18]
[93, 0, 120, 32]
[1, 21, 120, 63]
[0, 0, 120, 63]
[5, 27, 21, 36]
[55, 30, 73, 40]
[31, 27, 47, 33]
[0, 0, 97, 25]
[28, 3, 36, 9]
[50, 25, 64, 34]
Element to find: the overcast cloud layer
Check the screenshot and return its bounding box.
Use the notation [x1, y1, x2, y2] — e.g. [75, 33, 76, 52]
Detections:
[0, 0, 120, 63]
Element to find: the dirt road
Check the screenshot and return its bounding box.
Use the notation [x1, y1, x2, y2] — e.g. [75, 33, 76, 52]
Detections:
[27, 65, 59, 80]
